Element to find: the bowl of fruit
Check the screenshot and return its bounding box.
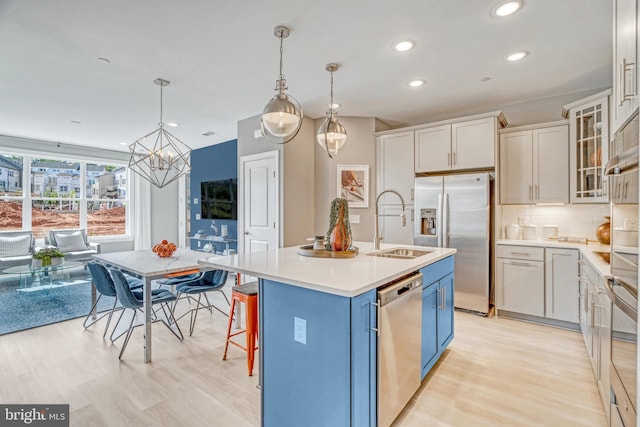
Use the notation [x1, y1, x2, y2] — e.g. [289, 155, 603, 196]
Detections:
[152, 240, 177, 258]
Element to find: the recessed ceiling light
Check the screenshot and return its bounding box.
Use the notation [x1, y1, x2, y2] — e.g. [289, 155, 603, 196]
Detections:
[119, 142, 127, 146]
[329, 103, 341, 109]
[97, 57, 111, 64]
[393, 40, 415, 52]
[202, 131, 216, 136]
[167, 122, 179, 127]
[505, 51, 528, 61]
[408, 80, 425, 87]
[491, 1, 522, 17]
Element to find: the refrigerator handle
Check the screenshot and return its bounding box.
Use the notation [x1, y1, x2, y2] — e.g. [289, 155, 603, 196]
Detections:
[437, 193, 443, 247]
[443, 193, 449, 248]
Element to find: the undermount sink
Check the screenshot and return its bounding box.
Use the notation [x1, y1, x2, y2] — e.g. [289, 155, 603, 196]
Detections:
[368, 247, 433, 259]
[593, 251, 610, 264]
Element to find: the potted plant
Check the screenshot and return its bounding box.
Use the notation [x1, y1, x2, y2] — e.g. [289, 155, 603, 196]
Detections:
[32, 247, 65, 267]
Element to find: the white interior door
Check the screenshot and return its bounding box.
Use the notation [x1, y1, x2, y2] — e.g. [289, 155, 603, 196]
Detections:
[240, 151, 279, 255]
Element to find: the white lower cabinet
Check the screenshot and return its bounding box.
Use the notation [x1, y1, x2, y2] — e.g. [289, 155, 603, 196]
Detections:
[496, 245, 545, 316]
[545, 248, 579, 323]
[497, 245, 578, 323]
[579, 256, 611, 423]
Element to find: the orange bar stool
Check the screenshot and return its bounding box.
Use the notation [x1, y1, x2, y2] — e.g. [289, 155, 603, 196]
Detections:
[223, 282, 259, 376]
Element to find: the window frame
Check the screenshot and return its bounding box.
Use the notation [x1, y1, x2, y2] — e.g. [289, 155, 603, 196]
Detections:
[0, 152, 133, 242]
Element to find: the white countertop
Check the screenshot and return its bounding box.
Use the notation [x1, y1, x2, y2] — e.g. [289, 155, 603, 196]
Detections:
[497, 239, 611, 277]
[198, 241, 456, 297]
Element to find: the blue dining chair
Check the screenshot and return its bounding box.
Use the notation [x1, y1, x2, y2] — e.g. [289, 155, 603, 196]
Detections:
[109, 268, 184, 359]
[83, 262, 143, 338]
[173, 269, 230, 336]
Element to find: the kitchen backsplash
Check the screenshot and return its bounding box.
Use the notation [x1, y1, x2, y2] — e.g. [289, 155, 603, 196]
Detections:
[498, 204, 611, 240]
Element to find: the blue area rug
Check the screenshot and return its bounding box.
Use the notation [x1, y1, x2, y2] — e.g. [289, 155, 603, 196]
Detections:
[0, 272, 115, 335]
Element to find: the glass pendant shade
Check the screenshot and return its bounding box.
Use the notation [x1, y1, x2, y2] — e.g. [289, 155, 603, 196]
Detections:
[316, 115, 347, 157]
[261, 25, 303, 144]
[317, 63, 347, 158]
[262, 95, 303, 140]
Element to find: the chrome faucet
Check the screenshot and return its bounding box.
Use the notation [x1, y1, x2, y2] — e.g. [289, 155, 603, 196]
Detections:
[374, 190, 406, 250]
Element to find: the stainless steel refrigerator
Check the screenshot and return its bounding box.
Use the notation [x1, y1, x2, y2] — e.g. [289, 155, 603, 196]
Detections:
[414, 172, 492, 315]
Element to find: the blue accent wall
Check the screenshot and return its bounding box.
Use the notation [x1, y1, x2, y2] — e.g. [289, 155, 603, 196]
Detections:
[189, 139, 237, 253]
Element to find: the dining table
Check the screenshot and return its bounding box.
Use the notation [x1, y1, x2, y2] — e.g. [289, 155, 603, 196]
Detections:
[92, 248, 207, 362]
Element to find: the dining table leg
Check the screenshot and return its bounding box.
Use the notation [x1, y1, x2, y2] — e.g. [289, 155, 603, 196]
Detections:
[144, 275, 153, 363]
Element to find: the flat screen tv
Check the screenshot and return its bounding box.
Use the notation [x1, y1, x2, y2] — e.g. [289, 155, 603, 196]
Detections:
[201, 179, 237, 220]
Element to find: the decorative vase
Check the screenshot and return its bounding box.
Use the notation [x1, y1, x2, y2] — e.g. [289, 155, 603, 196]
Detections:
[595, 216, 610, 245]
[326, 198, 352, 251]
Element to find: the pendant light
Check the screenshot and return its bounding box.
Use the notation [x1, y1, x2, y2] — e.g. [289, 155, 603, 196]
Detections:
[316, 63, 347, 158]
[261, 25, 303, 144]
[128, 78, 191, 188]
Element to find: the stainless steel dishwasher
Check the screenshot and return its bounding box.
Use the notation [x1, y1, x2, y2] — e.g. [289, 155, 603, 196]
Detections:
[377, 272, 423, 427]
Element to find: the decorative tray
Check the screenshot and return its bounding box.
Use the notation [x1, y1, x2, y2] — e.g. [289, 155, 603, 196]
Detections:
[297, 245, 359, 258]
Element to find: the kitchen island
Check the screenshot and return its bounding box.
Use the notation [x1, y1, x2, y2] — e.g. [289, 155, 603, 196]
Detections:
[199, 242, 456, 427]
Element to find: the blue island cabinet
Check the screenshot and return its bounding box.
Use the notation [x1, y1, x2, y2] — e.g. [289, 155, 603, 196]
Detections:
[420, 256, 455, 380]
[259, 279, 377, 427]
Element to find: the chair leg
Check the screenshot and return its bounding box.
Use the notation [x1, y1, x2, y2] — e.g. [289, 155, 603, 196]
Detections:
[102, 298, 118, 339]
[223, 298, 236, 360]
[189, 294, 203, 336]
[160, 302, 184, 341]
[118, 310, 138, 360]
[246, 298, 257, 376]
[83, 294, 104, 329]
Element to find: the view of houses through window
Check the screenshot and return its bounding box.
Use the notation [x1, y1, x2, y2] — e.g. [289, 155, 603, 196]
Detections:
[0, 154, 128, 238]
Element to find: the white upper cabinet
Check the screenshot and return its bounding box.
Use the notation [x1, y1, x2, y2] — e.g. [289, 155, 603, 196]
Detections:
[415, 125, 451, 173]
[564, 92, 611, 204]
[376, 131, 414, 205]
[414, 114, 502, 173]
[499, 123, 569, 205]
[612, 0, 638, 134]
[452, 118, 496, 171]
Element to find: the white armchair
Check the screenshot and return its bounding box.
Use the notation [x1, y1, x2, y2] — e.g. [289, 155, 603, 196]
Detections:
[47, 229, 101, 263]
[0, 230, 36, 270]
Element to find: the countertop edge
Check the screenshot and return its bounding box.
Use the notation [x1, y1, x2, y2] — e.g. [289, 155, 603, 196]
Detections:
[198, 245, 457, 298]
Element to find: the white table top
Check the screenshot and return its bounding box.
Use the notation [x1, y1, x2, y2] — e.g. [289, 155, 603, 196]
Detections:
[198, 241, 456, 297]
[92, 249, 205, 278]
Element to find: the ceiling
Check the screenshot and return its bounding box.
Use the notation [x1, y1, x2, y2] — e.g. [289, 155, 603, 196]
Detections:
[0, 0, 612, 153]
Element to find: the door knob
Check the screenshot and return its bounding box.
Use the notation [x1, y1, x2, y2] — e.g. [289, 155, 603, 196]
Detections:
[244, 231, 250, 235]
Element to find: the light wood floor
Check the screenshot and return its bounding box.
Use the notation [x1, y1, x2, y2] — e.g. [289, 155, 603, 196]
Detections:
[0, 290, 607, 427]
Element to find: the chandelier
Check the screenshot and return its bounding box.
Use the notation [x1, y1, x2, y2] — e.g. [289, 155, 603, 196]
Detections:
[128, 78, 191, 188]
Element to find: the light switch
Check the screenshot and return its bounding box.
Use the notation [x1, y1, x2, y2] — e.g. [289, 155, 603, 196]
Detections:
[294, 317, 306, 345]
[350, 215, 360, 224]
[196, 214, 201, 220]
[193, 198, 198, 205]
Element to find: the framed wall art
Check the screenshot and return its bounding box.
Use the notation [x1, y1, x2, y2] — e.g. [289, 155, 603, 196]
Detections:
[336, 164, 369, 208]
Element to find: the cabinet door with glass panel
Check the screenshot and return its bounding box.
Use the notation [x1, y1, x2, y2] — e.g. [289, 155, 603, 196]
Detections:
[569, 95, 610, 203]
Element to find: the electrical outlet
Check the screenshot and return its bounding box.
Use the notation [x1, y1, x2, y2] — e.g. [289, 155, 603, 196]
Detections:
[196, 214, 201, 220]
[350, 215, 360, 224]
[193, 198, 198, 205]
[294, 317, 306, 345]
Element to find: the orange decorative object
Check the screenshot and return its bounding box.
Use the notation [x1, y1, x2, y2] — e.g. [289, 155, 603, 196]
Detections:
[152, 239, 176, 258]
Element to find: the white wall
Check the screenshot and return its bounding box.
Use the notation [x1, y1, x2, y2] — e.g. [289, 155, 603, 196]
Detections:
[314, 116, 377, 242]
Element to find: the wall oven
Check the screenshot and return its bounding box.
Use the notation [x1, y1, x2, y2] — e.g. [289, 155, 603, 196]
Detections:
[605, 112, 639, 427]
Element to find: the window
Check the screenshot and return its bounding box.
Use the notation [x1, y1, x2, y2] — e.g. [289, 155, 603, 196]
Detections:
[0, 154, 130, 239]
[8, 170, 13, 177]
[86, 163, 126, 236]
